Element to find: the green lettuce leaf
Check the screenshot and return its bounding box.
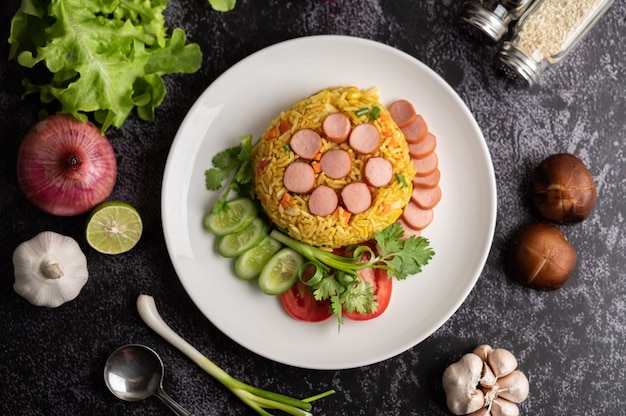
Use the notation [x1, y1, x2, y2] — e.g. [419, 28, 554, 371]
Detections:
[8, 0, 203, 132]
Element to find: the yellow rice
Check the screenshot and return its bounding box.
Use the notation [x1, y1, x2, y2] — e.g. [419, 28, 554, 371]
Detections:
[252, 86, 415, 248]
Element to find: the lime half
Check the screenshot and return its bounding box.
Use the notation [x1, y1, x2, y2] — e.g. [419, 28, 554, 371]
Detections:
[86, 201, 143, 254]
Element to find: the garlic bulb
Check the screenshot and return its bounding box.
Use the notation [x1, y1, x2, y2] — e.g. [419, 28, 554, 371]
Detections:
[442, 345, 529, 416]
[13, 231, 89, 307]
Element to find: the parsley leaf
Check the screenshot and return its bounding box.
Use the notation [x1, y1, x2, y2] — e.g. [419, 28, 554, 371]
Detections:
[340, 281, 377, 314]
[330, 296, 345, 327]
[375, 222, 435, 280]
[313, 275, 344, 302]
[212, 147, 241, 170]
[205, 135, 255, 213]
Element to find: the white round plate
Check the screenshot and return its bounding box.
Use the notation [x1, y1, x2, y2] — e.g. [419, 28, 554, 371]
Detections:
[162, 35, 496, 370]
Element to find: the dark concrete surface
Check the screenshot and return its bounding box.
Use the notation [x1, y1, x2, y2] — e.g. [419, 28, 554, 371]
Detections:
[1, 1, 624, 415]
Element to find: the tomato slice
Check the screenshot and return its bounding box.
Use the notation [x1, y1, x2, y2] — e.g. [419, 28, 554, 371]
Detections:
[280, 267, 332, 322]
[342, 266, 392, 321]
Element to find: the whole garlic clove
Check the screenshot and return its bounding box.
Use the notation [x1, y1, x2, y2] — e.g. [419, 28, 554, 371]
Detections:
[490, 397, 520, 416]
[473, 344, 493, 362]
[487, 349, 518, 378]
[496, 370, 529, 403]
[449, 389, 485, 416]
[442, 353, 486, 415]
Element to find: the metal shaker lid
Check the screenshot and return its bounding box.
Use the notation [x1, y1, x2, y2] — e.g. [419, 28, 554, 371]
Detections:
[496, 42, 544, 88]
[458, 1, 510, 43]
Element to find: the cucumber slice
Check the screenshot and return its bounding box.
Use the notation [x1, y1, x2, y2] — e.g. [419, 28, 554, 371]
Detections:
[205, 198, 258, 236]
[258, 248, 304, 295]
[216, 217, 268, 258]
[235, 236, 282, 280]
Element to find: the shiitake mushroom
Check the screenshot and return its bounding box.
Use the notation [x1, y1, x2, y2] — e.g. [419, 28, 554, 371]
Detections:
[531, 153, 596, 224]
[506, 223, 577, 291]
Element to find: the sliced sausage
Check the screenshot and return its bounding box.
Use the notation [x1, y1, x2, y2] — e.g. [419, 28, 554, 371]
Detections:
[411, 185, 442, 210]
[349, 123, 380, 155]
[283, 162, 316, 193]
[398, 218, 422, 239]
[413, 152, 438, 177]
[363, 157, 393, 187]
[412, 168, 440, 189]
[322, 113, 351, 143]
[341, 182, 372, 214]
[388, 100, 417, 128]
[402, 201, 434, 230]
[308, 185, 338, 216]
[320, 149, 352, 179]
[401, 115, 428, 144]
[408, 132, 437, 159]
[290, 129, 322, 160]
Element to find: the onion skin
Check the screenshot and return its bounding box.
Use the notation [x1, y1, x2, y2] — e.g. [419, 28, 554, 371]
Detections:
[17, 115, 117, 216]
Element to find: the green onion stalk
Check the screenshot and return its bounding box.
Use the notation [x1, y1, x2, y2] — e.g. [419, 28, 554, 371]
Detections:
[271, 230, 383, 283]
[271, 222, 434, 283]
[137, 294, 334, 416]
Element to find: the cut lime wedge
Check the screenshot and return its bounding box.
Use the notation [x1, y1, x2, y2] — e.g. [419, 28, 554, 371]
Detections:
[86, 201, 143, 255]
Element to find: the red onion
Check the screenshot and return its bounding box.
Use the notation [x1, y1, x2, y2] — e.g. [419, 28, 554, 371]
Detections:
[17, 115, 117, 216]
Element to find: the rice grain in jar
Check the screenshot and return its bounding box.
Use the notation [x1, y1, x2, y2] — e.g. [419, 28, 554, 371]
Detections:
[496, 0, 615, 87]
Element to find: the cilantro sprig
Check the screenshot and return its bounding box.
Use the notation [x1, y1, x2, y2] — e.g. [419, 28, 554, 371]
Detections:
[205, 135, 255, 213]
[270, 222, 435, 327]
[374, 222, 435, 279]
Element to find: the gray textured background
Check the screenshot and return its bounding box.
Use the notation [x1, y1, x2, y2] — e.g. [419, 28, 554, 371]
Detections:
[1, 1, 624, 415]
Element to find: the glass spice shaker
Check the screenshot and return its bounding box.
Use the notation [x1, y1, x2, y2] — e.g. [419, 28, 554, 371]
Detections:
[496, 0, 615, 87]
[458, 0, 536, 43]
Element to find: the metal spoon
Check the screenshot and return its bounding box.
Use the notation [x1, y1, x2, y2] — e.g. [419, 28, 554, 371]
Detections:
[104, 344, 196, 416]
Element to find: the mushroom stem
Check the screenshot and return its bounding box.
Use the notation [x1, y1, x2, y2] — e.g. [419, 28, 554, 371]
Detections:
[41, 260, 64, 279]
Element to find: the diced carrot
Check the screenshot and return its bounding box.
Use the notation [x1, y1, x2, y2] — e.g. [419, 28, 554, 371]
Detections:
[278, 120, 291, 134]
[312, 151, 322, 161]
[256, 159, 269, 173]
[311, 161, 321, 173]
[333, 206, 351, 224]
[264, 129, 277, 140]
[385, 135, 398, 148]
[381, 202, 392, 214]
[279, 193, 292, 209]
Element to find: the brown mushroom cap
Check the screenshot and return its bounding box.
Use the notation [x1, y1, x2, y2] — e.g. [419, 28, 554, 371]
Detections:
[506, 223, 577, 291]
[531, 153, 597, 224]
